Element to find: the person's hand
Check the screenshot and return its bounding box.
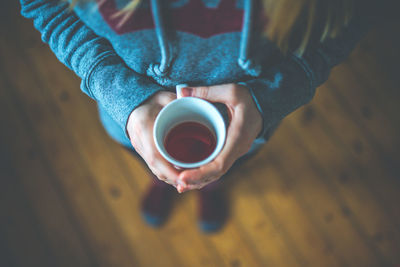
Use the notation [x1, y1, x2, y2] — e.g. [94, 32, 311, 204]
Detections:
[127, 91, 183, 188]
[177, 83, 263, 192]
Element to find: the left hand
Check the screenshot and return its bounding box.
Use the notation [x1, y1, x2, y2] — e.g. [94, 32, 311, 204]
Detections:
[177, 83, 263, 192]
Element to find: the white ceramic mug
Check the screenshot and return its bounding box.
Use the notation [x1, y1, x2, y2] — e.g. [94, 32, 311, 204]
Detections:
[153, 86, 226, 169]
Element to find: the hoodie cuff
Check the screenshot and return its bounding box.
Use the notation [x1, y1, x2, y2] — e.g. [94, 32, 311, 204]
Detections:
[85, 54, 164, 138]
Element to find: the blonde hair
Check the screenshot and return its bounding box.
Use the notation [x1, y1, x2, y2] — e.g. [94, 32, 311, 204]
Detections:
[68, 0, 354, 55]
[265, 0, 354, 55]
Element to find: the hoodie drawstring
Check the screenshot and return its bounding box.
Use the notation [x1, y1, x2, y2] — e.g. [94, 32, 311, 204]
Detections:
[238, 0, 261, 77]
[149, 0, 260, 78]
[150, 0, 171, 77]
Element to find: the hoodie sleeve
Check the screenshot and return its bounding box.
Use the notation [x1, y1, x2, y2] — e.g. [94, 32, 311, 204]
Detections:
[20, 0, 164, 136]
[241, 13, 372, 138]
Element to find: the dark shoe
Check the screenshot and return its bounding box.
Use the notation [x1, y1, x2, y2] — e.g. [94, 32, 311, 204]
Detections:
[198, 184, 228, 233]
[141, 178, 177, 227]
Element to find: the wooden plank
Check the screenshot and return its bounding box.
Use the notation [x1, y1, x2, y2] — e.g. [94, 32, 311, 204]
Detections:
[0, 232, 16, 267]
[292, 84, 400, 227]
[118, 147, 264, 267]
[113, 128, 265, 266]
[0, 75, 95, 267]
[262, 120, 386, 266]
[0, 149, 54, 267]
[0, 38, 138, 267]
[119, 148, 252, 267]
[232, 162, 328, 267]
[242, 150, 343, 266]
[224, 164, 303, 267]
[337, 28, 400, 128]
[0, 173, 54, 267]
[329, 64, 400, 158]
[201, 215, 264, 267]
[315, 82, 400, 220]
[69, 146, 182, 267]
[295, 87, 400, 263]
[351, 24, 400, 97]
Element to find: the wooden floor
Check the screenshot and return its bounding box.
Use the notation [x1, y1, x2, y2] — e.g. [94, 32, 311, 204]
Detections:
[1, 2, 400, 267]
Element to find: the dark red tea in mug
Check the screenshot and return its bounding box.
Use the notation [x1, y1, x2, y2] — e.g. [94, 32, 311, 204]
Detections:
[164, 121, 216, 163]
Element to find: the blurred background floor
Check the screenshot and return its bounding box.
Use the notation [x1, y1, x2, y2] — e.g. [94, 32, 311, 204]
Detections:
[1, 1, 400, 267]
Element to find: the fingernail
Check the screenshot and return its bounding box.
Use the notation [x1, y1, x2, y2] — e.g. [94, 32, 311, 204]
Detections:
[178, 180, 187, 187]
[182, 87, 193, 96]
[177, 185, 185, 193]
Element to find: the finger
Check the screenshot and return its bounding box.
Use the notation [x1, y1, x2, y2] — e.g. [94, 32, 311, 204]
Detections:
[177, 183, 198, 193]
[178, 161, 221, 186]
[153, 156, 182, 183]
[179, 162, 220, 185]
[178, 170, 212, 190]
[179, 183, 203, 193]
[157, 91, 177, 106]
[180, 84, 235, 104]
[134, 119, 181, 184]
[145, 139, 181, 183]
[179, 177, 216, 192]
[179, 109, 247, 184]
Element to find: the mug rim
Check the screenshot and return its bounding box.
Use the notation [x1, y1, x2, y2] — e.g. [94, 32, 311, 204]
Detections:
[153, 97, 226, 169]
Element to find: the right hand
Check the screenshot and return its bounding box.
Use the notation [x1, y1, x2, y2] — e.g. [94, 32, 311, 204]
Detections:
[126, 91, 182, 189]
[177, 83, 262, 192]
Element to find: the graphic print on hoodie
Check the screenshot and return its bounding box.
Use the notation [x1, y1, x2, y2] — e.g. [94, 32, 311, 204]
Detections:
[97, 0, 266, 37]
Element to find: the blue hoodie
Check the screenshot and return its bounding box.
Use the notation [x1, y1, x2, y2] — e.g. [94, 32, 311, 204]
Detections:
[20, 0, 370, 148]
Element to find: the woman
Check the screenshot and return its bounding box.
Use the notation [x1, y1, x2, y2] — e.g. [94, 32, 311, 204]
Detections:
[20, 0, 371, 232]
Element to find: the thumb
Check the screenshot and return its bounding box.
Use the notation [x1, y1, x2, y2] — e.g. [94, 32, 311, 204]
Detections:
[181, 85, 230, 103]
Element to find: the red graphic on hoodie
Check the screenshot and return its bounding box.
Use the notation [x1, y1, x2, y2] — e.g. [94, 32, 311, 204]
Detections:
[97, 0, 265, 38]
